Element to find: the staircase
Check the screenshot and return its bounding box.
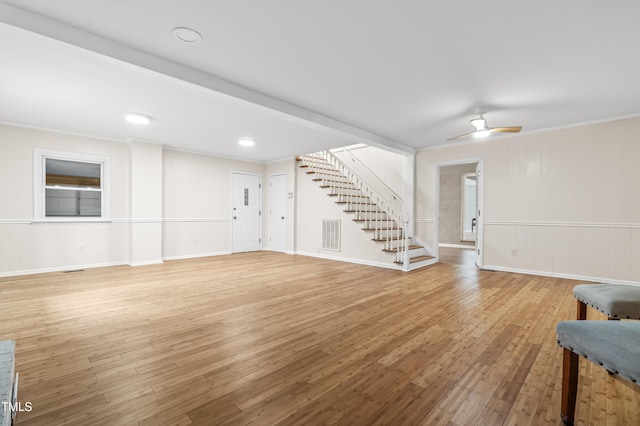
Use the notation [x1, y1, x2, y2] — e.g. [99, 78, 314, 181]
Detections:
[297, 151, 435, 271]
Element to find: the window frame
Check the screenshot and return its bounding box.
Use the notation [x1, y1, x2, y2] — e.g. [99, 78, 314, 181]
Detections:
[33, 148, 111, 223]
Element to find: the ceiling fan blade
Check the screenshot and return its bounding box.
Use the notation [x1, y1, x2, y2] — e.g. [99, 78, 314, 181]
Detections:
[488, 126, 522, 133]
[446, 130, 476, 141]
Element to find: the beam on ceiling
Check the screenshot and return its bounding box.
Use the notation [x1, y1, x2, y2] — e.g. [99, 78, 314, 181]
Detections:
[0, 2, 415, 156]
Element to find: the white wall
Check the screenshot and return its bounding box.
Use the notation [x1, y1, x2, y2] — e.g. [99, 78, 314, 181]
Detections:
[0, 123, 288, 276]
[416, 116, 640, 283]
[295, 163, 398, 268]
[0, 124, 130, 275]
[162, 149, 265, 260]
[130, 142, 163, 265]
[333, 145, 404, 212]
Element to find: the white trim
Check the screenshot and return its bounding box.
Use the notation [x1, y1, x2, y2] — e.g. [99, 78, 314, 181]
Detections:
[0, 219, 34, 225]
[128, 218, 163, 223]
[163, 218, 229, 223]
[31, 219, 113, 225]
[0, 261, 127, 278]
[415, 219, 435, 223]
[128, 259, 164, 267]
[163, 251, 232, 261]
[0, 217, 230, 224]
[162, 145, 266, 165]
[439, 243, 475, 249]
[484, 220, 640, 229]
[407, 257, 438, 271]
[0, 119, 130, 145]
[295, 251, 403, 271]
[482, 265, 640, 287]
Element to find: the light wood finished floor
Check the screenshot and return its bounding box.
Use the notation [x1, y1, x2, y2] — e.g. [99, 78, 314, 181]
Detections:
[1, 249, 639, 425]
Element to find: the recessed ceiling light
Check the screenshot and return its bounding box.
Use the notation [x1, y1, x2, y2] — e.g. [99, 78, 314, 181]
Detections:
[172, 27, 202, 44]
[238, 138, 255, 147]
[125, 112, 152, 125]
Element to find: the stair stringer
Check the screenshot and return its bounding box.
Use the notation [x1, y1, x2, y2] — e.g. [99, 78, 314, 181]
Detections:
[297, 153, 434, 271]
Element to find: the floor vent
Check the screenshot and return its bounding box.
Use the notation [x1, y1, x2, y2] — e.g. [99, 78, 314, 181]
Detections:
[322, 219, 341, 251]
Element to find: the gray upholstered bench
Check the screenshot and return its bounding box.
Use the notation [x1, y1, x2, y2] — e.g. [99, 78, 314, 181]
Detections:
[573, 283, 640, 320]
[0, 340, 16, 426]
[556, 321, 640, 425]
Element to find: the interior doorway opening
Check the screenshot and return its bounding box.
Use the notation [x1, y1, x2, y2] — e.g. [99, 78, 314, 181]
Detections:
[436, 160, 483, 268]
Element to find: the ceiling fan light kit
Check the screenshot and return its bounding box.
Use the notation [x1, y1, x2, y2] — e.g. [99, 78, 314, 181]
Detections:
[447, 113, 522, 141]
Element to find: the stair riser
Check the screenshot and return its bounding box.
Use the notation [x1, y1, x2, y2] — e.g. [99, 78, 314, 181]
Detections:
[303, 152, 431, 269]
[368, 230, 404, 238]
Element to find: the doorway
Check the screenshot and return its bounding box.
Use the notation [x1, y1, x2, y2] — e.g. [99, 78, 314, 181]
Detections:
[268, 173, 286, 252]
[231, 172, 261, 253]
[437, 160, 483, 268]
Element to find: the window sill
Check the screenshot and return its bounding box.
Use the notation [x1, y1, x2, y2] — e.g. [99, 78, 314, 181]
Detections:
[32, 219, 112, 225]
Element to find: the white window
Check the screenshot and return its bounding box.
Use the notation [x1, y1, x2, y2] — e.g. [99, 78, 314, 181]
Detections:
[34, 149, 110, 222]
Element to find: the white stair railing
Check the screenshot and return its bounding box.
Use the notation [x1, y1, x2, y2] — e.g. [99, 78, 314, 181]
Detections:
[299, 151, 409, 269]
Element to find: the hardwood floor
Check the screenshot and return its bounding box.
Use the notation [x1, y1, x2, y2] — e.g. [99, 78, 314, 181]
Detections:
[1, 250, 638, 425]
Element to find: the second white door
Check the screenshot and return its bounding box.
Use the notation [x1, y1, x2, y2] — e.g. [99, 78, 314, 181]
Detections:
[269, 173, 286, 252]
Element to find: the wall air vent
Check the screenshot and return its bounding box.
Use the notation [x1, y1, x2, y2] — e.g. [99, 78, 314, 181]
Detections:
[322, 219, 341, 251]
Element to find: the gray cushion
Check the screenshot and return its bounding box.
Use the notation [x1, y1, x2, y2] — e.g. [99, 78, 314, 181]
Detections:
[557, 321, 640, 384]
[574, 284, 640, 319]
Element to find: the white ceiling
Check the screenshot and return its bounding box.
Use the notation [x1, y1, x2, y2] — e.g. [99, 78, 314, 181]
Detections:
[2, 1, 640, 162]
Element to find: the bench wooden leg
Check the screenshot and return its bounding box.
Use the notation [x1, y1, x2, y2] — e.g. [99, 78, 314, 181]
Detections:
[561, 348, 579, 425]
[576, 300, 587, 320]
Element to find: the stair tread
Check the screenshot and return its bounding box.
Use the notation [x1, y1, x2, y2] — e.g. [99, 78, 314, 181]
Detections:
[320, 187, 359, 191]
[373, 237, 411, 242]
[353, 219, 396, 223]
[344, 210, 385, 213]
[297, 157, 328, 163]
[336, 202, 375, 205]
[336, 201, 375, 204]
[382, 245, 423, 252]
[305, 167, 338, 172]
[306, 171, 341, 175]
[394, 255, 435, 265]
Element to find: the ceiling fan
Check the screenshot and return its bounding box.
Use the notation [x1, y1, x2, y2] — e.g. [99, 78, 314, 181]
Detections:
[447, 113, 522, 141]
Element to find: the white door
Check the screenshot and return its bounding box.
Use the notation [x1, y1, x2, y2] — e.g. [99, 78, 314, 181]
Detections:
[475, 162, 483, 268]
[462, 173, 477, 242]
[232, 172, 261, 253]
[269, 174, 286, 252]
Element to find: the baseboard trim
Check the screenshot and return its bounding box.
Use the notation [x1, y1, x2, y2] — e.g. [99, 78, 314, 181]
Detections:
[162, 251, 232, 261]
[408, 257, 438, 271]
[0, 261, 128, 278]
[129, 259, 164, 267]
[482, 264, 640, 286]
[295, 251, 402, 271]
[439, 243, 475, 249]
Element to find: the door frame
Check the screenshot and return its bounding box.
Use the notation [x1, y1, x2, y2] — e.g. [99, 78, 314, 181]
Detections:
[230, 171, 262, 253]
[434, 158, 484, 268]
[268, 172, 287, 253]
